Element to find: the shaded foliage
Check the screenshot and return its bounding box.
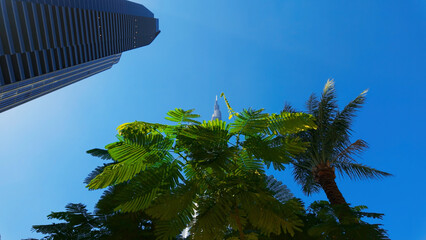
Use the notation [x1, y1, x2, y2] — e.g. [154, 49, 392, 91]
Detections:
[85, 103, 316, 239]
[221, 201, 389, 240]
[32, 203, 103, 240]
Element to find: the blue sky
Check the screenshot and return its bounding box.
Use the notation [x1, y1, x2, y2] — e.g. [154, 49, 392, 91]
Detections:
[1, 0, 425, 239]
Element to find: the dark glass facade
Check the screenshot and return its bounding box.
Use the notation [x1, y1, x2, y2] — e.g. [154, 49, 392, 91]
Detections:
[0, 0, 159, 112]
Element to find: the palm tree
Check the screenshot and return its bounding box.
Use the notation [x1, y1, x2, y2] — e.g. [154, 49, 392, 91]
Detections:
[86, 105, 317, 240]
[290, 80, 391, 222]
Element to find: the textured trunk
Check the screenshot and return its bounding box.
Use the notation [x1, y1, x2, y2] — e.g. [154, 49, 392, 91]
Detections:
[234, 207, 245, 240]
[314, 166, 353, 223]
[315, 167, 347, 206]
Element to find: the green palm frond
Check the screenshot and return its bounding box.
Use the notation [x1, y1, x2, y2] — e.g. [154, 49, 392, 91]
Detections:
[335, 162, 391, 180]
[330, 89, 368, 135]
[306, 94, 319, 116]
[317, 79, 338, 129]
[281, 102, 297, 113]
[291, 160, 321, 196]
[326, 89, 368, 153]
[230, 108, 269, 135]
[333, 139, 368, 163]
[331, 140, 391, 180]
[165, 108, 201, 124]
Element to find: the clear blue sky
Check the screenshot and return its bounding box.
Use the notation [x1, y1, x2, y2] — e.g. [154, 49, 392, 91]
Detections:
[1, 0, 425, 239]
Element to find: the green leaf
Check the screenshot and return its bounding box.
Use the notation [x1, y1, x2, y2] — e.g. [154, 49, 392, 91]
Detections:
[230, 108, 269, 135]
[268, 112, 316, 135]
[165, 108, 201, 124]
[87, 133, 174, 189]
[86, 148, 113, 160]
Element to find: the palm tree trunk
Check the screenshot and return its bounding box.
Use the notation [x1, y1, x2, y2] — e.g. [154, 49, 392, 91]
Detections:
[315, 167, 354, 223]
[316, 167, 347, 206]
[234, 207, 245, 240]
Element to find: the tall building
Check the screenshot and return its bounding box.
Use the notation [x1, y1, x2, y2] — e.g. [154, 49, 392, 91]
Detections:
[211, 95, 222, 121]
[0, 0, 159, 113]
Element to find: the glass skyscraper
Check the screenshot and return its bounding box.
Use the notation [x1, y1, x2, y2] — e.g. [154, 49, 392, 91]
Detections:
[0, 0, 159, 113]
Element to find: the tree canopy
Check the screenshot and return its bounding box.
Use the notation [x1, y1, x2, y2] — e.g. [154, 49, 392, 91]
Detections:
[85, 100, 317, 239]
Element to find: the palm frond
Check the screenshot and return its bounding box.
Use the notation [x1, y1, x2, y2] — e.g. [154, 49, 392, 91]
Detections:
[326, 89, 368, 150]
[306, 93, 319, 115]
[333, 139, 368, 164]
[291, 160, 321, 196]
[334, 162, 392, 180]
[281, 102, 297, 113]
[165, 108, 201, 124]
[317, 79, 338, 130]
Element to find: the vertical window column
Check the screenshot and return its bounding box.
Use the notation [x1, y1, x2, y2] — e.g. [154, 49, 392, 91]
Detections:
[82, 9, 90, 62]
[85, 9, 93, 62]
[71, 8, 82, 65]
[0, 55, 16, 84]
[7, 0, 25, 53]
[77, 8, 87, 62]
[0, 0, 15, 54]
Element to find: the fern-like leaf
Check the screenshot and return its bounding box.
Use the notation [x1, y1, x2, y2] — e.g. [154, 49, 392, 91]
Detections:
[165, 108, 201, 124]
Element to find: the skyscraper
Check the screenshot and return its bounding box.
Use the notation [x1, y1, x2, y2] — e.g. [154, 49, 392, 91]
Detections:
[211, 95, 222, 121]
[0, 0, 159, 113]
